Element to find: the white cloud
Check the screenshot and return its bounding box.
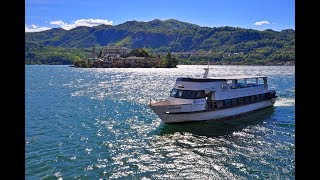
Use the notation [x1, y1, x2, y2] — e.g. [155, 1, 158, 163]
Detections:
[50, 18, 113, 30]
[25, 18, 113, 32]
[25, 24, 51, 32]
[253, 21, 270, 26]
[50, 20, 65, 26]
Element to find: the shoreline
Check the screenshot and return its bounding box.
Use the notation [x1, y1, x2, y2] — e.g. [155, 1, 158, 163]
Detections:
[25, 60, 295, 66]
[25, 64, 295, 67]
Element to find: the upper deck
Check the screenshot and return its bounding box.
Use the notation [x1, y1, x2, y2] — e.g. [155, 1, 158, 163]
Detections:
[177, 75, 267, 81]
[210, 75, 267, 80]
[173, 75, 269, 100]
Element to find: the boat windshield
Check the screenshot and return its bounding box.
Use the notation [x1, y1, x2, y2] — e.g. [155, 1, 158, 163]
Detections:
[170, 88, 205, 99]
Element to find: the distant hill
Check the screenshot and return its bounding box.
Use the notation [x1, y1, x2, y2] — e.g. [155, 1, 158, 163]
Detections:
[25, 19, 295, 65]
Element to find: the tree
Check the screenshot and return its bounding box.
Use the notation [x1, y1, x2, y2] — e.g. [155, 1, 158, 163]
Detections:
[124, 48, 150, 57]
[165, 52, 178, 68]
[74, 59, 88, 68]
[98, 50, 102, 58]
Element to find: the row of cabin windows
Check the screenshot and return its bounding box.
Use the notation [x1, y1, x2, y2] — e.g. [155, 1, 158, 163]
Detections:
[210, 93, 268, 109]
[170, 89, 205, 99]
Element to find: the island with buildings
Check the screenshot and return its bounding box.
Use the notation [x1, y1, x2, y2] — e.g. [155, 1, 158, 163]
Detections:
[73, 46, 177, 68]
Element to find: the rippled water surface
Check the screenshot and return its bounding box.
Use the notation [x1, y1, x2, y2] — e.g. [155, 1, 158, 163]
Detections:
[26, 65, 295, 179]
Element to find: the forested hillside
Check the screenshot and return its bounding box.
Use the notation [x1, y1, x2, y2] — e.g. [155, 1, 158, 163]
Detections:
[25, 19, 295, 65]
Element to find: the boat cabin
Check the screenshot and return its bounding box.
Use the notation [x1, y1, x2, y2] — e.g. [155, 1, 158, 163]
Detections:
[167, 75, 275, 111]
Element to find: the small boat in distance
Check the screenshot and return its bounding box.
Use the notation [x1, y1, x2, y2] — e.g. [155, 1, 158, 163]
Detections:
[149, 66, 277, 123]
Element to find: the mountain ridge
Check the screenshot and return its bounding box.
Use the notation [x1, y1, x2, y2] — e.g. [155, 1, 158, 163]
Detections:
[25, 19, 295, 65]
[26, 19, 294, 49]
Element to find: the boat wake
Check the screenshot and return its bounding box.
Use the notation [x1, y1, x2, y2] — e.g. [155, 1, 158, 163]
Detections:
[274, 97, 295, 107]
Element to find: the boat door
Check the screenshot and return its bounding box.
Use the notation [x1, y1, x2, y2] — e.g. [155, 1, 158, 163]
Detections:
[205, 91, 215, 110]
[211, 91, 215, 100]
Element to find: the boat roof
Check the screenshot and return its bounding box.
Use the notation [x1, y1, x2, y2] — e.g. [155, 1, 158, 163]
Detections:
[210, 75, 267, 80]
[176, 75, 266, 82]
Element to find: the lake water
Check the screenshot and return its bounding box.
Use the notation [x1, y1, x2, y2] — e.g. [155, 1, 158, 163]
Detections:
[26, 65, 295, 179]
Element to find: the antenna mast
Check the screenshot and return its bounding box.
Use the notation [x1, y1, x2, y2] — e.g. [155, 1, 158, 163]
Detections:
[203, 61, 210, 78]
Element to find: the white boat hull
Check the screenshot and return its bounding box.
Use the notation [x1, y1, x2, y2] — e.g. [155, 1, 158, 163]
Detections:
[150, 98, 276, 123]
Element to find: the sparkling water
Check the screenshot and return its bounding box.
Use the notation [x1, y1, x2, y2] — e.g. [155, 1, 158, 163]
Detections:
[26, 65, 295, 179]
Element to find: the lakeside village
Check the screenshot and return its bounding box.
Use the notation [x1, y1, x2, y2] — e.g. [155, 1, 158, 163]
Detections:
[73, 46, 178, 68]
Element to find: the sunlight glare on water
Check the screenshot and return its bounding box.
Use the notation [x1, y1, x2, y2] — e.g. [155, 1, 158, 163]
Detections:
[26, 65, 295, 179]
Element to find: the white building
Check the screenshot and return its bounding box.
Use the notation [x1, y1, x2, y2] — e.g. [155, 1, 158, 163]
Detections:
[124, 56, 146, 65]
[102, 46, 130, 60]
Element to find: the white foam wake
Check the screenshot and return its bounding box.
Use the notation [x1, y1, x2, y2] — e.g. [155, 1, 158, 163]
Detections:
[274, 98, 295, 107]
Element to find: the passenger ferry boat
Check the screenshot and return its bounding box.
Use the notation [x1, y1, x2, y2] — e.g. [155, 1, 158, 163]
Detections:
[149, 67, 277, 123]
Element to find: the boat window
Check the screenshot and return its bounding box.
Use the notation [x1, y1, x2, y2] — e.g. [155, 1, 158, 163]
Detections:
[244, 96, 250, 103]
[221, 83, 227, 89]
[256, 94, 261, 101]
[170, 89, 205, 99]
[178, 90, 184, 97]
[236, 79, 247, 88]
[246, 78, 262, 87]
[250, 95, 256, 102]
[196, 91, 205, 99]
[232, 98, 238, 106]
[238, 97, 244, 104]
[224, 99, 231, 107]
[258, 78, 264, 85]
[170, 89, 178, 97]
[217, 101, 223, 108]
[246, 79, 256, 84]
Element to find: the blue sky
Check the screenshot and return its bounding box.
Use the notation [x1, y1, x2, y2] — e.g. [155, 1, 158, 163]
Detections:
[25, 0, 295, 32]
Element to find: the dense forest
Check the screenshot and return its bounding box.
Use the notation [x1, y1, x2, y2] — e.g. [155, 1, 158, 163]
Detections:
[25, 19, 295, 65]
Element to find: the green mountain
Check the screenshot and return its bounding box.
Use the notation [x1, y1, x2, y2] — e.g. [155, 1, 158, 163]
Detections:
[25, 19, 295, 65]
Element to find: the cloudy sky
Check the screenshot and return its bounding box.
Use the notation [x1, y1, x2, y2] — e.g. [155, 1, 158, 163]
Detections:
[25, 0, 294, 32]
